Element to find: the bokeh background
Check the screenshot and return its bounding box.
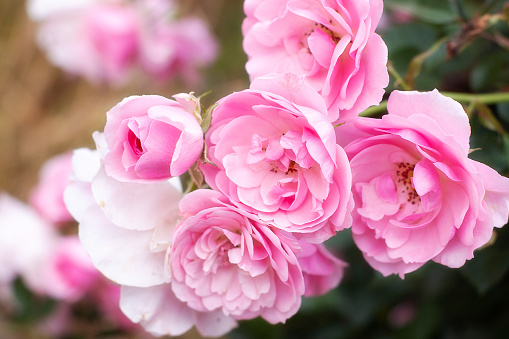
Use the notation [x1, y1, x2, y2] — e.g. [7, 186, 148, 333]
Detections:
[1, 0, 509, 338]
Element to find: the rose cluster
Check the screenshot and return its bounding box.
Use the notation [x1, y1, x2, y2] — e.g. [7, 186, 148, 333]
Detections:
[61, 0, 509, 337]
[27, 0, 218, 86]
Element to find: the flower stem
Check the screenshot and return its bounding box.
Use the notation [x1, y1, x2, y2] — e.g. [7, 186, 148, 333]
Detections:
[387, 62, 412, 91]
[359, 91, 509, 117]
[441, 91, 509, 105]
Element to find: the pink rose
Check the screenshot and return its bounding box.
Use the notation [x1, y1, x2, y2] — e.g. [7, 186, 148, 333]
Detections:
[23, 236, 100, 302]
[297, 242, 346, 297]
[83, 4, 139, 83]
[336, 90, 509, 277]
[103, 94, 203, 182]
[30, 1, 139, 85]
[169, 189, 305, 324]
[138, 16, 219, 86]
[30, 152, 74, 226]
[242, 0, 389, 121]
[0, 193, 56, 284]
[202, 73, 353, 243]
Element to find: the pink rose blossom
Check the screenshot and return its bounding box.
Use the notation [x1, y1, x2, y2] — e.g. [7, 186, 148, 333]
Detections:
[0, 193, 57, 285]
[202, 73, 353, 243]
[93, 282, 140, 331]
[65, 139, 183, 287]
[138, 16, 219, 86]
[336, 89, 509, 277]
[23, 236, 100, 302]
[297, 242, 346, 297]
[30, 1, 139, 85]
[103, 94, 203, 182]
[30, 152, 74, 226]
[242, 0, 389, 121]
[83, 3, 139, 81]
[120, 284, 237, 337]
[169, 189, 305, 324]
[28, 0, 218, 86]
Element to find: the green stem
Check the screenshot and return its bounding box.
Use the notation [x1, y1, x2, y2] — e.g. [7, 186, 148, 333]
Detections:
[441, 91, 509, 104]
[387, 62, 412, 91]
[359, 91, 509, 117]
[360, 101, 388, 117]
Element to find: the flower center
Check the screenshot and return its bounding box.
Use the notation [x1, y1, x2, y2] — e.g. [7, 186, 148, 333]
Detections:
[127, 129, 144, 156]
[395, 162, 420, 205]
[316, 22, 342, 44]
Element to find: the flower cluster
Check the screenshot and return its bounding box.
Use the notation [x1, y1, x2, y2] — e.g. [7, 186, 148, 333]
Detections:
[66, 90, 347, 336]
[56, 0, 509, 337]
[27, 0, 218, 86]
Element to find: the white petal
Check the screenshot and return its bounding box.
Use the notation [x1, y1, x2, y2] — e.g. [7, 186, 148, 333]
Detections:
[91, 167, 182, 231]
[79, 205, 165, 287]
[120, 285, 195, 337]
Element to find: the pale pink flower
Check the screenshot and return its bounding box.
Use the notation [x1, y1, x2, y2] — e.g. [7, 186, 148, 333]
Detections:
[29, 1, 139, 85]
[297, 242, 346, 297]
[28, 0, 218, 86]
[138, 16, 219, 86]
[30, 152, 74, 226]
[120, 284, 237, 337]
[65, 141, 236, 337]
[336, 90, 509, 277]
[202, 73, 353, 243]
[23, 236, 100, 302]
[242, 0, 389, 121]
[65, 140, 183, 287]
[169, 189, 305, 324]
[103, 94, 203, 182]
[93, 281, 140, 330]
[0, 193, 57, 285]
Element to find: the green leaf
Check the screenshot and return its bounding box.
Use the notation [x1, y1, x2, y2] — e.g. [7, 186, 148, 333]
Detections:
[386, 0, 458, 24]
[460, 231, 509, 294]
[12, 278, 56, 323]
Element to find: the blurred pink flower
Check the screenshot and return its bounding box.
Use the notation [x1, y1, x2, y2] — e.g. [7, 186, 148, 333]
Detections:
[138, 16, 219, 86]
[242, 0, 389, 121]
[23, 236, 100, 302]
[336, 90, 509, 277]
[28, 0, 218, 86]
[30, 1, 139, 85]
[297, 242, 346, 297]
[30, 152, 74, 226]
[93, 281, 140, 330]
[0, 193, 57, 285]
[202, 73, 353, 243]
[169, 189, 305, 323]
[103, 94, 203, 182]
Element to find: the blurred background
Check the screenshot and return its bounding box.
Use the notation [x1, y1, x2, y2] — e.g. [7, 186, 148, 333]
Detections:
[1, 0, 509, 338]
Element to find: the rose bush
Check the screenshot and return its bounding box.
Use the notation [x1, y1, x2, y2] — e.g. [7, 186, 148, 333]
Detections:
[242, 0, 389, 121]
[201, 73, 353, 243]
[103, 94, 203, 182]
[336, 90, 509, 277]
